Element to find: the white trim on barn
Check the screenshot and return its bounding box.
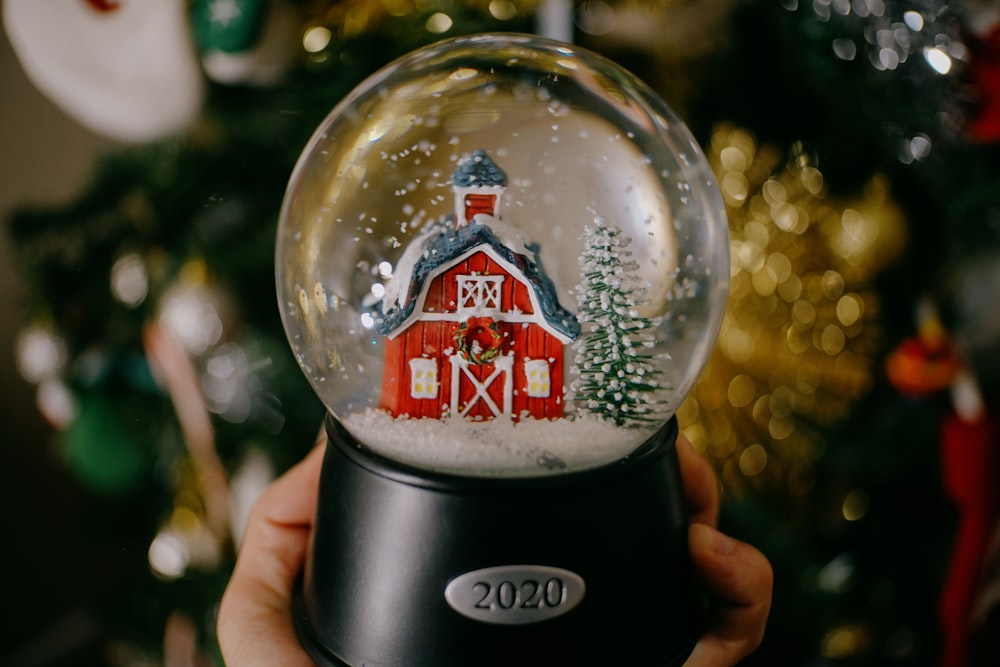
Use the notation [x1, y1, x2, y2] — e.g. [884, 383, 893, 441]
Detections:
[386, 242, 575, 344]
[450, 353, 514, 419]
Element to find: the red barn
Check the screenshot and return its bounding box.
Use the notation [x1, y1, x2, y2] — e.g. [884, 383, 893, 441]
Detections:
[378, 151, 579, 421]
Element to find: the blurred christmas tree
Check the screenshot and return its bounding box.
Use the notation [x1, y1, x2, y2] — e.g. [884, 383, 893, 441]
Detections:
[5, 0, 1000, 665]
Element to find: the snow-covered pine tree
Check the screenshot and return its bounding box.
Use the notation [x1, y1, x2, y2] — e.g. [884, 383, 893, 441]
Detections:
[571, 217, 663, 427]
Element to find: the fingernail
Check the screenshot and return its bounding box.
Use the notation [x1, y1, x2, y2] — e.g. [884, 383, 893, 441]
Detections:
[705, 525, 736, 555]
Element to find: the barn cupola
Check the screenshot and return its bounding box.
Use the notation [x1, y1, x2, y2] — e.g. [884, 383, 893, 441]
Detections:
[451, 150, 507, 228]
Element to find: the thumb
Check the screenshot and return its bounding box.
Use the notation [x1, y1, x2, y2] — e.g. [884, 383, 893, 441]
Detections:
[217, 443, 325, 667]
[683, 523, 772, 667]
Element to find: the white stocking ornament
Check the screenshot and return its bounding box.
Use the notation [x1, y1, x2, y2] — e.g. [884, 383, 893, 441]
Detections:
[3, 0, 204, 143]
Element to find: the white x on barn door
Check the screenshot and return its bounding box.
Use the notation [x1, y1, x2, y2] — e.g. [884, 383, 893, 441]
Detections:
[449, 354, 513, 419]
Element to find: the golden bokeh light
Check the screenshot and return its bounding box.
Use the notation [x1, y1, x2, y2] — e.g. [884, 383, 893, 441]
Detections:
[679, 124, 907, 496]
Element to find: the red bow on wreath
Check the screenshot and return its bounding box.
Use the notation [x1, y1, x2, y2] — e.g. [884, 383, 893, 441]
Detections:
[455, 317, 504, 365]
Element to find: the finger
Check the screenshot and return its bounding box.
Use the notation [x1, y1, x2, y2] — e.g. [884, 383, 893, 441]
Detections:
[217, 440, 327, 667]
[683, 523, 773, 667]
[238, 439, 325, 593]
[676, 434, 720, 527]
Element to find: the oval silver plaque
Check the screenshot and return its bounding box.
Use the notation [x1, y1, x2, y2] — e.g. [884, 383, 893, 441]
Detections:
[444, 564, 586, 625]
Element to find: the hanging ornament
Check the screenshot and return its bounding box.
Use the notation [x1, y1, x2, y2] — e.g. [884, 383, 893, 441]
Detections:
[148, 456, 225, 582]
[887, 299, 961, 399]
[35, 377, 78, 430]
[15, 323, 80, 428]
[15, 324, 67, 384]
[886, 297, 1000, 667]
[156, 259, 235, 358]
[192, 0, 270, 53]
[191, 0, 299, 85]
[886, 334, 960, 397]
[939, 407, 999, 667]
[966, 24, 1000, 143]
[963, 2, 1000, 143]
[144, 318, 233, 543]
[60, 391, 152, 494]
[678, 124, 907, 496]
[2, 0, 204, 143]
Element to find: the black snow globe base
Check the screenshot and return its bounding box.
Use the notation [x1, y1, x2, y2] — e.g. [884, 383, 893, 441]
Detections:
[292, 414, 702, 667]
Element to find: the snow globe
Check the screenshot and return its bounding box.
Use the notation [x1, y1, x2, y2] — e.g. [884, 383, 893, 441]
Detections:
[276, 33, 728, 667]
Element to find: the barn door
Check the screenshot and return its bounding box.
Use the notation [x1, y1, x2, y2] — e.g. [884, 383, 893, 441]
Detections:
[449, 354, 512, 420]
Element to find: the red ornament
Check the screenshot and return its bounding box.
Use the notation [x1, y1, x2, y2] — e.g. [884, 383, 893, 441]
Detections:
[967, 25, 1000, 143]
[938, 411, 1000, 667]
[885, 335, 960, 398]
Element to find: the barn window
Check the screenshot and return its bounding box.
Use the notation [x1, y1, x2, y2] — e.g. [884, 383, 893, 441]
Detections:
[408, 358, 439, 399]
[457, 275, 504, 314]
[524, 359, 551, 398]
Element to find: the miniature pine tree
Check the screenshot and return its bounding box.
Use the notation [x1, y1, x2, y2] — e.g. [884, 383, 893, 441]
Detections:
[571, 217, 664, 427]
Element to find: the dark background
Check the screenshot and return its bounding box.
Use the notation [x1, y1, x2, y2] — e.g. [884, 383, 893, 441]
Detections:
[0, 24, 116, 667]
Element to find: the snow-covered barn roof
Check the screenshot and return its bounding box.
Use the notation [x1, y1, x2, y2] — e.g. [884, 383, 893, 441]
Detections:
[378, 219, 579, 341]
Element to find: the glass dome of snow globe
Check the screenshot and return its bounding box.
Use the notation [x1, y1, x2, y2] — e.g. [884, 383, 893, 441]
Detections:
[276, 33, 729, 478]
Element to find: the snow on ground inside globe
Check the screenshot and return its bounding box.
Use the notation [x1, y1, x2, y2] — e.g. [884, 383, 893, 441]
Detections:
[342, 409, 657, 477]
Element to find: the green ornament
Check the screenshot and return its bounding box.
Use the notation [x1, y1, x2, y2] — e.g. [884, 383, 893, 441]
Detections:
[61, 393, 152, 495]
[192, 0, 270, 54]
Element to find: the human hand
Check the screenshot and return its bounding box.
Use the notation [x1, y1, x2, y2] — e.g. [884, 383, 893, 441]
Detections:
[216, 438, 325, 667]
[677, 435, 773, 667]
[217, 432, 771, 667]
